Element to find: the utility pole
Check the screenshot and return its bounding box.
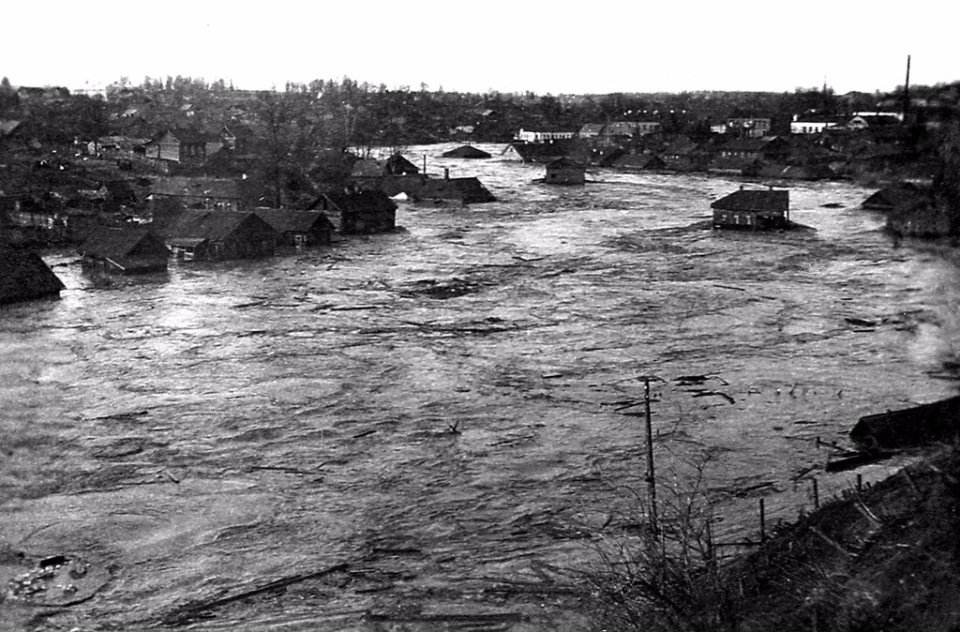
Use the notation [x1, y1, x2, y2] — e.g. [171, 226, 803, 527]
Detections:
[904, 54, 912, 120]
[642, 375, 658, 534]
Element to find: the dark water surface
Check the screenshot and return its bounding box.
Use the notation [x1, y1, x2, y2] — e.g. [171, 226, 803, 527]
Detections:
[2, 144, 959, 630]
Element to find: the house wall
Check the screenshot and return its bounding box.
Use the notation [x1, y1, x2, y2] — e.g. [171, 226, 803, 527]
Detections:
[545, 167, 585, 185]
[712, 209, 787, 230]
[341, 209, 396, 234]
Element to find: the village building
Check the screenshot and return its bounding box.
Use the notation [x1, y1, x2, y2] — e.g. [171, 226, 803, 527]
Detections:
[514, 129, 576, 143]
[385, 153, 420, 175]
[165, 210, 278, 261]
[711, 188, 790, 230]
[415, 170, 497, 204]
[147, 176, 242, 212]
[312, 190, 398, 234]
[441, 145, 492, 159]
[0, 248, 65, 304]
[578, 123, 605, 138]
[500, 142, 571, 163]
[790, 115, 840, 134]
[544, 158, 586, 185]
[724, 117, 772, 137]
[600, 121, 661, 138]
[253, 208, 334, 248]
[861, 182, 932, 212]
[77, 226, 169, 274]
[143, 129, 221, 167]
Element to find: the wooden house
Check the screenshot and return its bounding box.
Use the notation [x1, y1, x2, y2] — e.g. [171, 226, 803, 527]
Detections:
[144, 129, 219, 166]
[253, 208, 334, 247]
[500, 141, 573, 163]
[578, 123, 605, 138]
[441, 145, 492, 159]
[862, 182, 932, 211]
[78, 227, 169, 274]
[165, 210, 278, 261]
[544, 158, 586, 185]
[147, 177, 242, 212]
[313, 190, 397, 234]
[0, 248, 65, 304]
[711, 188, 790, 230]
[416, 171, 496, 204]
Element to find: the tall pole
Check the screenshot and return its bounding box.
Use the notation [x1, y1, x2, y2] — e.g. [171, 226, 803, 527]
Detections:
[903, 54, 911, 119]
[643, 376, 658, 534]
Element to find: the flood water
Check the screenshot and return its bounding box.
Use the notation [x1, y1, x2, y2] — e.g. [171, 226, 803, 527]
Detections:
[2, 143, 959, 630]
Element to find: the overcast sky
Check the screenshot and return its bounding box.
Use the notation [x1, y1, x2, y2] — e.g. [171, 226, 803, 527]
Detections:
[4, 1, 958, 95]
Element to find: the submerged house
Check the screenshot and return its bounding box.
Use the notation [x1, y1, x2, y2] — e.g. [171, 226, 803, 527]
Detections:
[253, 208, 334, 247]
[78, 227, 169, 274]
[0, 248, 65, 304]
[711, 188, 790, 230]
[861, 182, 932, 211]
[544, 158, 586, 185]
[313, 190, 398, 234]
[441, 145, 492, 159]
[415, 171, 497, 204]
[165, 210, 278, 260]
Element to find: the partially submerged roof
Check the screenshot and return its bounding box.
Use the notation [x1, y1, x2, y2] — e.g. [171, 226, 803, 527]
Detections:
[711, 189, 789, 212]
[441, 145, 492, 159]
[317, 190, 398, 214]
[253, 208, 334, 233]
[78, 227, 168, 259]
[0, 249, 64, 304]
[167, 210, 272, 241]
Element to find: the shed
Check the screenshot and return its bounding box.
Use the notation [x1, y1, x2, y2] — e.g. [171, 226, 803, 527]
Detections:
[0, 248, 65, 304]
[711, 188, 790, 230]
[78, 227, 169, 274]
[253, 208, 334, 247]
[166, 210, 278, 260]
[441, 145, 492, 159]
[544, 158, 586, 185]
[313, 190, 398, 234]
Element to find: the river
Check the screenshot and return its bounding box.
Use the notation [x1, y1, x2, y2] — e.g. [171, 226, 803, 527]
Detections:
[1, 143, 959, 630]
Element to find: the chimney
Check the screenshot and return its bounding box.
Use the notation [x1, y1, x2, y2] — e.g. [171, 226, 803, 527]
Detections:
[444, 167, 449, 181]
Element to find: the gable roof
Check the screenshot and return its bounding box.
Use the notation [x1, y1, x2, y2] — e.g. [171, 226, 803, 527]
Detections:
[0, 249, 64, 304]
[417, 177, 496, 203]
[317, 190, 398, 214]
[167, 210, 273, 241]
[711, 189, 789, 212]
[253, 208, 334, 233]
[78, 227, 168, 259]
[385, 153, 419, 175]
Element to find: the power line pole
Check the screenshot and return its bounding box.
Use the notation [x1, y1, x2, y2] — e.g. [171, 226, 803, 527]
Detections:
[642, 375, 658, 534]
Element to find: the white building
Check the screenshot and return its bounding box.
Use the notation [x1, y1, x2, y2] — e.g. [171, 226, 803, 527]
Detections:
[515, 128, 576, 143]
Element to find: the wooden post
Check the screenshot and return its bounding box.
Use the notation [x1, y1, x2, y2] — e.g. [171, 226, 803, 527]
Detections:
[812, 478, 820, 509]
[643, 376, 658, 534]
[759, 498, 766, 544]
[856, 474, 862, 493]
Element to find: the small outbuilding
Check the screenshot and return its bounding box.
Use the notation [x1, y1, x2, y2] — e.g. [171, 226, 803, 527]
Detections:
[711, 188, 790, 230]
[544, 158, 586, 185]
[78, 227, 169, 274]
[441, 145, 492, 159]
[0, 248, 65, 304]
